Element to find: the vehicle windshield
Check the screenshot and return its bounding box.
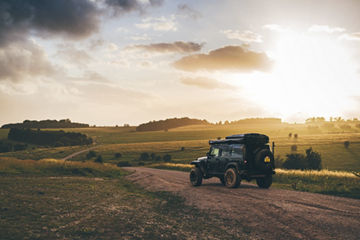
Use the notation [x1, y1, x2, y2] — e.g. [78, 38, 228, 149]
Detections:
[210, 147, 220, 157]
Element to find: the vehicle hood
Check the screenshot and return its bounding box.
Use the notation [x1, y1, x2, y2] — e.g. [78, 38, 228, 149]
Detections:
[197, 156, 207, 161]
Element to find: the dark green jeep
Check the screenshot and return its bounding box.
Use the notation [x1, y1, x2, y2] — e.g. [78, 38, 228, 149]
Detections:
[189, 133, 275, 188]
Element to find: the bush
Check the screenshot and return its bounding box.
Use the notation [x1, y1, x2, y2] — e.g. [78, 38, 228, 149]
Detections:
[94, 155, 103, 164]
[163, 154, 172, 162]
[306, 148, 322, 170]
[140, 152, 150, 161]
[155, 156, 161, 161]
[150, 153, 156, 160]
[86, 150, 96, 159]
[294, 133, 298, 139]
[117, 161, 131, 167]
[291, 145, 297, 152]
[114, 152, 122, 158]
[288, 133, 292, 138]
[283, 154, 306, 170]
[180, 147, 185, 151]
[283, 148, 321, 170]
[344, 141, 350, 149]
[274, 155, 284, 168]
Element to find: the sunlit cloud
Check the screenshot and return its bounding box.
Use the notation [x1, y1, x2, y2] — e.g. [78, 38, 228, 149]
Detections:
[126, 41, 203, 53]
[221, 30, 262, 43]
[180, 76, 233, 89]
[135, 16, 177, 31]
[308, 25, 345, 33]
[174, 45, 272, 72]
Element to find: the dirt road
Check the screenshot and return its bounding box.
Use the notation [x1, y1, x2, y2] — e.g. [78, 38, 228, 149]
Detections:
[125, 167, 360, 240]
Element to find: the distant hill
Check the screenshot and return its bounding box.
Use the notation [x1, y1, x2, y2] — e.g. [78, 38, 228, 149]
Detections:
[228, 118, 282, 125]
[136, 117, 209, 132]
[1, 119, 89, 129]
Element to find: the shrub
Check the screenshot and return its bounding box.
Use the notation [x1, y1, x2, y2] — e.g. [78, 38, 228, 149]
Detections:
[150, 153, 156, 160]
[283, 153, 307, 170]
[180, 147, 185, 151]
[288, 133, 292, 138]
[283, 148, 322, 170]
[114, 152, 122, 158]
[294, 133, 298, 139]
[291, 145, 297, 152]
[94, 155, 103, 164]
[305, 148, 322, 170]
[344, 141, 350, 149]
[155, 156, 161, 161]
[117, 161, 131, 167]
[163, 154, 172, 162]
[274, 155, 284, 168]
[86, 150, 96, 159]
[140, 152, 150, 161]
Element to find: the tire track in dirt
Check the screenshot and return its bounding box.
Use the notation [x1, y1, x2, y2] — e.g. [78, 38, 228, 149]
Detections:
[125, 167, 360, 240]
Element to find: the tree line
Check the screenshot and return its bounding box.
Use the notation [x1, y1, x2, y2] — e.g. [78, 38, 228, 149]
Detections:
[1, 119, 89, 129]
[8, 128, 93, 147]
[136, 117, 209, 132]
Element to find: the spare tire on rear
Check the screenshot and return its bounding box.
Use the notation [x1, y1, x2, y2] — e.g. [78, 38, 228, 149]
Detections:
[254, 149, 274, 172]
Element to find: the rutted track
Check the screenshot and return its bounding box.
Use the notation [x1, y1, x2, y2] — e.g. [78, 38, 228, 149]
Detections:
[125, 167, 360, 240]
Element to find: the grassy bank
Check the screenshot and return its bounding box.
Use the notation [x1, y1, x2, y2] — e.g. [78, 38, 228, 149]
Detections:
[151, 163, 360, 199]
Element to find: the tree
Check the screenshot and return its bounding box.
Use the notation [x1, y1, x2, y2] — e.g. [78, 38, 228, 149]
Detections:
[140, 152, 150, 161]
[114, 152, 122, 158]
[305, 148, 322, 170]
[87, 150, 96, 159]
[95, 155, 103, 163]
[163, 154, 172, 162]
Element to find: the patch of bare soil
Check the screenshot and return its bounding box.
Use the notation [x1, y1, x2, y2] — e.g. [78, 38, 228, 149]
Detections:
[125, 167, 360, 240]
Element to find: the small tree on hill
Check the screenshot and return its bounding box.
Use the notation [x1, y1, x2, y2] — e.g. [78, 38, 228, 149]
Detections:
[305, 148, 322, 170]
[95, 155, 103, 163]
[163, 154, 172, 162]
[140, 152, 150, 161]
[86, 150, 96, 159]
[344, 141, 350, 149]
[114, 152, 122, 158]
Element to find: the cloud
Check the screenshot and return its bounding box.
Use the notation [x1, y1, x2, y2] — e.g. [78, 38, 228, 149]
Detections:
[135, 16, 177, 31]
[308, 25, 345, 33]
[173, 45, 272, 72]
[262, 24, 287, 32]
[127, 41, 203, 53]
[339, 32, 360, 41]
[56, 44, 92, 66]
[0, 41, 55, 82]
[0, 0, 100, 47]
[221, 30, 262, 43]
[177, 4, 201, 19]
[180, 77, 233, 89]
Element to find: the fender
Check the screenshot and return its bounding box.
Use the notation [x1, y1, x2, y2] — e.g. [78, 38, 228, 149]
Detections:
[225, 162, 239, 171]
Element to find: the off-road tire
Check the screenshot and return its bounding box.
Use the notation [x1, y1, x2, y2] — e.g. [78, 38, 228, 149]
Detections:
[224, 168, 240, 188]
[190, 168, 203, 186]
[219, 176, 225, 186]
[256, 174, 272, 188]
[255, 149, 275, 172]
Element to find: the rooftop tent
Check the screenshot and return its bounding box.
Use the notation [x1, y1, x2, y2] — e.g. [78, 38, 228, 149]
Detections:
[209, 133, 269, 145]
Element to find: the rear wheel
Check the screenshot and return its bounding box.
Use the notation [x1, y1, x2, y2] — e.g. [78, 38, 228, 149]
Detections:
[224, 168, 240, 188]
[256, 175, 272, 188]
[190, 168, 203, 186]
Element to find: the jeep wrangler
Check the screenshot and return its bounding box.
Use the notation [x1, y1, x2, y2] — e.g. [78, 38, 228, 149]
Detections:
[189, 133, 275, 188]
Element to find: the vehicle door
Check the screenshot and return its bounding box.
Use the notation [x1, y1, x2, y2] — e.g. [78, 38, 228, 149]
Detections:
[207, 146, 221, 172]
[219, 145, 231, 172]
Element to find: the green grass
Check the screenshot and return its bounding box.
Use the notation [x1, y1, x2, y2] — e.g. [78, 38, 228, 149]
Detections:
[0, 157, 249, 239]
[150, 163, 360, 199]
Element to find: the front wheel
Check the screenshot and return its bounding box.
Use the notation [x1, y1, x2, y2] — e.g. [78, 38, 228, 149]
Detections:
[224, 168, 240, 188]
[190, 168, 203, 186]
[256, 175, 272, 188]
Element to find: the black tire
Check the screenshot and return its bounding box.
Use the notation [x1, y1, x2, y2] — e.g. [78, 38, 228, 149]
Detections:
[255, 149, 275, 172]
[256, 175, 272, 189]
[224, 168, 240, 188]
[219, 176, 225, 186]
[190, 168, 203, 186]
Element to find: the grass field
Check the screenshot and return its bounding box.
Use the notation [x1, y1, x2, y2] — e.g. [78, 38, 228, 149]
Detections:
[0, 157, 249, 239]
[1, 124, 360, 171]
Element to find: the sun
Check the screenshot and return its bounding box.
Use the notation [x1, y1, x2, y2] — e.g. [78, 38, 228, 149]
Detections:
[229, 30, 359, 122]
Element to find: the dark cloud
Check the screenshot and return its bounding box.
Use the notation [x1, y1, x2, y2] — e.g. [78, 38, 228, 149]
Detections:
[177, 4, 202, 19]
[174, 45, 272, 72]
[127, 41, 203, 53]
[180, 77, 233, 89]
[0, 0, 99, 47]
[104, 0, 163, 15]
[0, 41, 55, 82]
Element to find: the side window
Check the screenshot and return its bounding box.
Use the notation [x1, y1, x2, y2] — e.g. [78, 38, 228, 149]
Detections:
[211, 147, 220, 157]
[231, 145, 243, 159]
[222, 148, 231, 157]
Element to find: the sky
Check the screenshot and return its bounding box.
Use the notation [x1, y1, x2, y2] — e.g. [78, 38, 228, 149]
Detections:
[0, 0, 360, 126]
